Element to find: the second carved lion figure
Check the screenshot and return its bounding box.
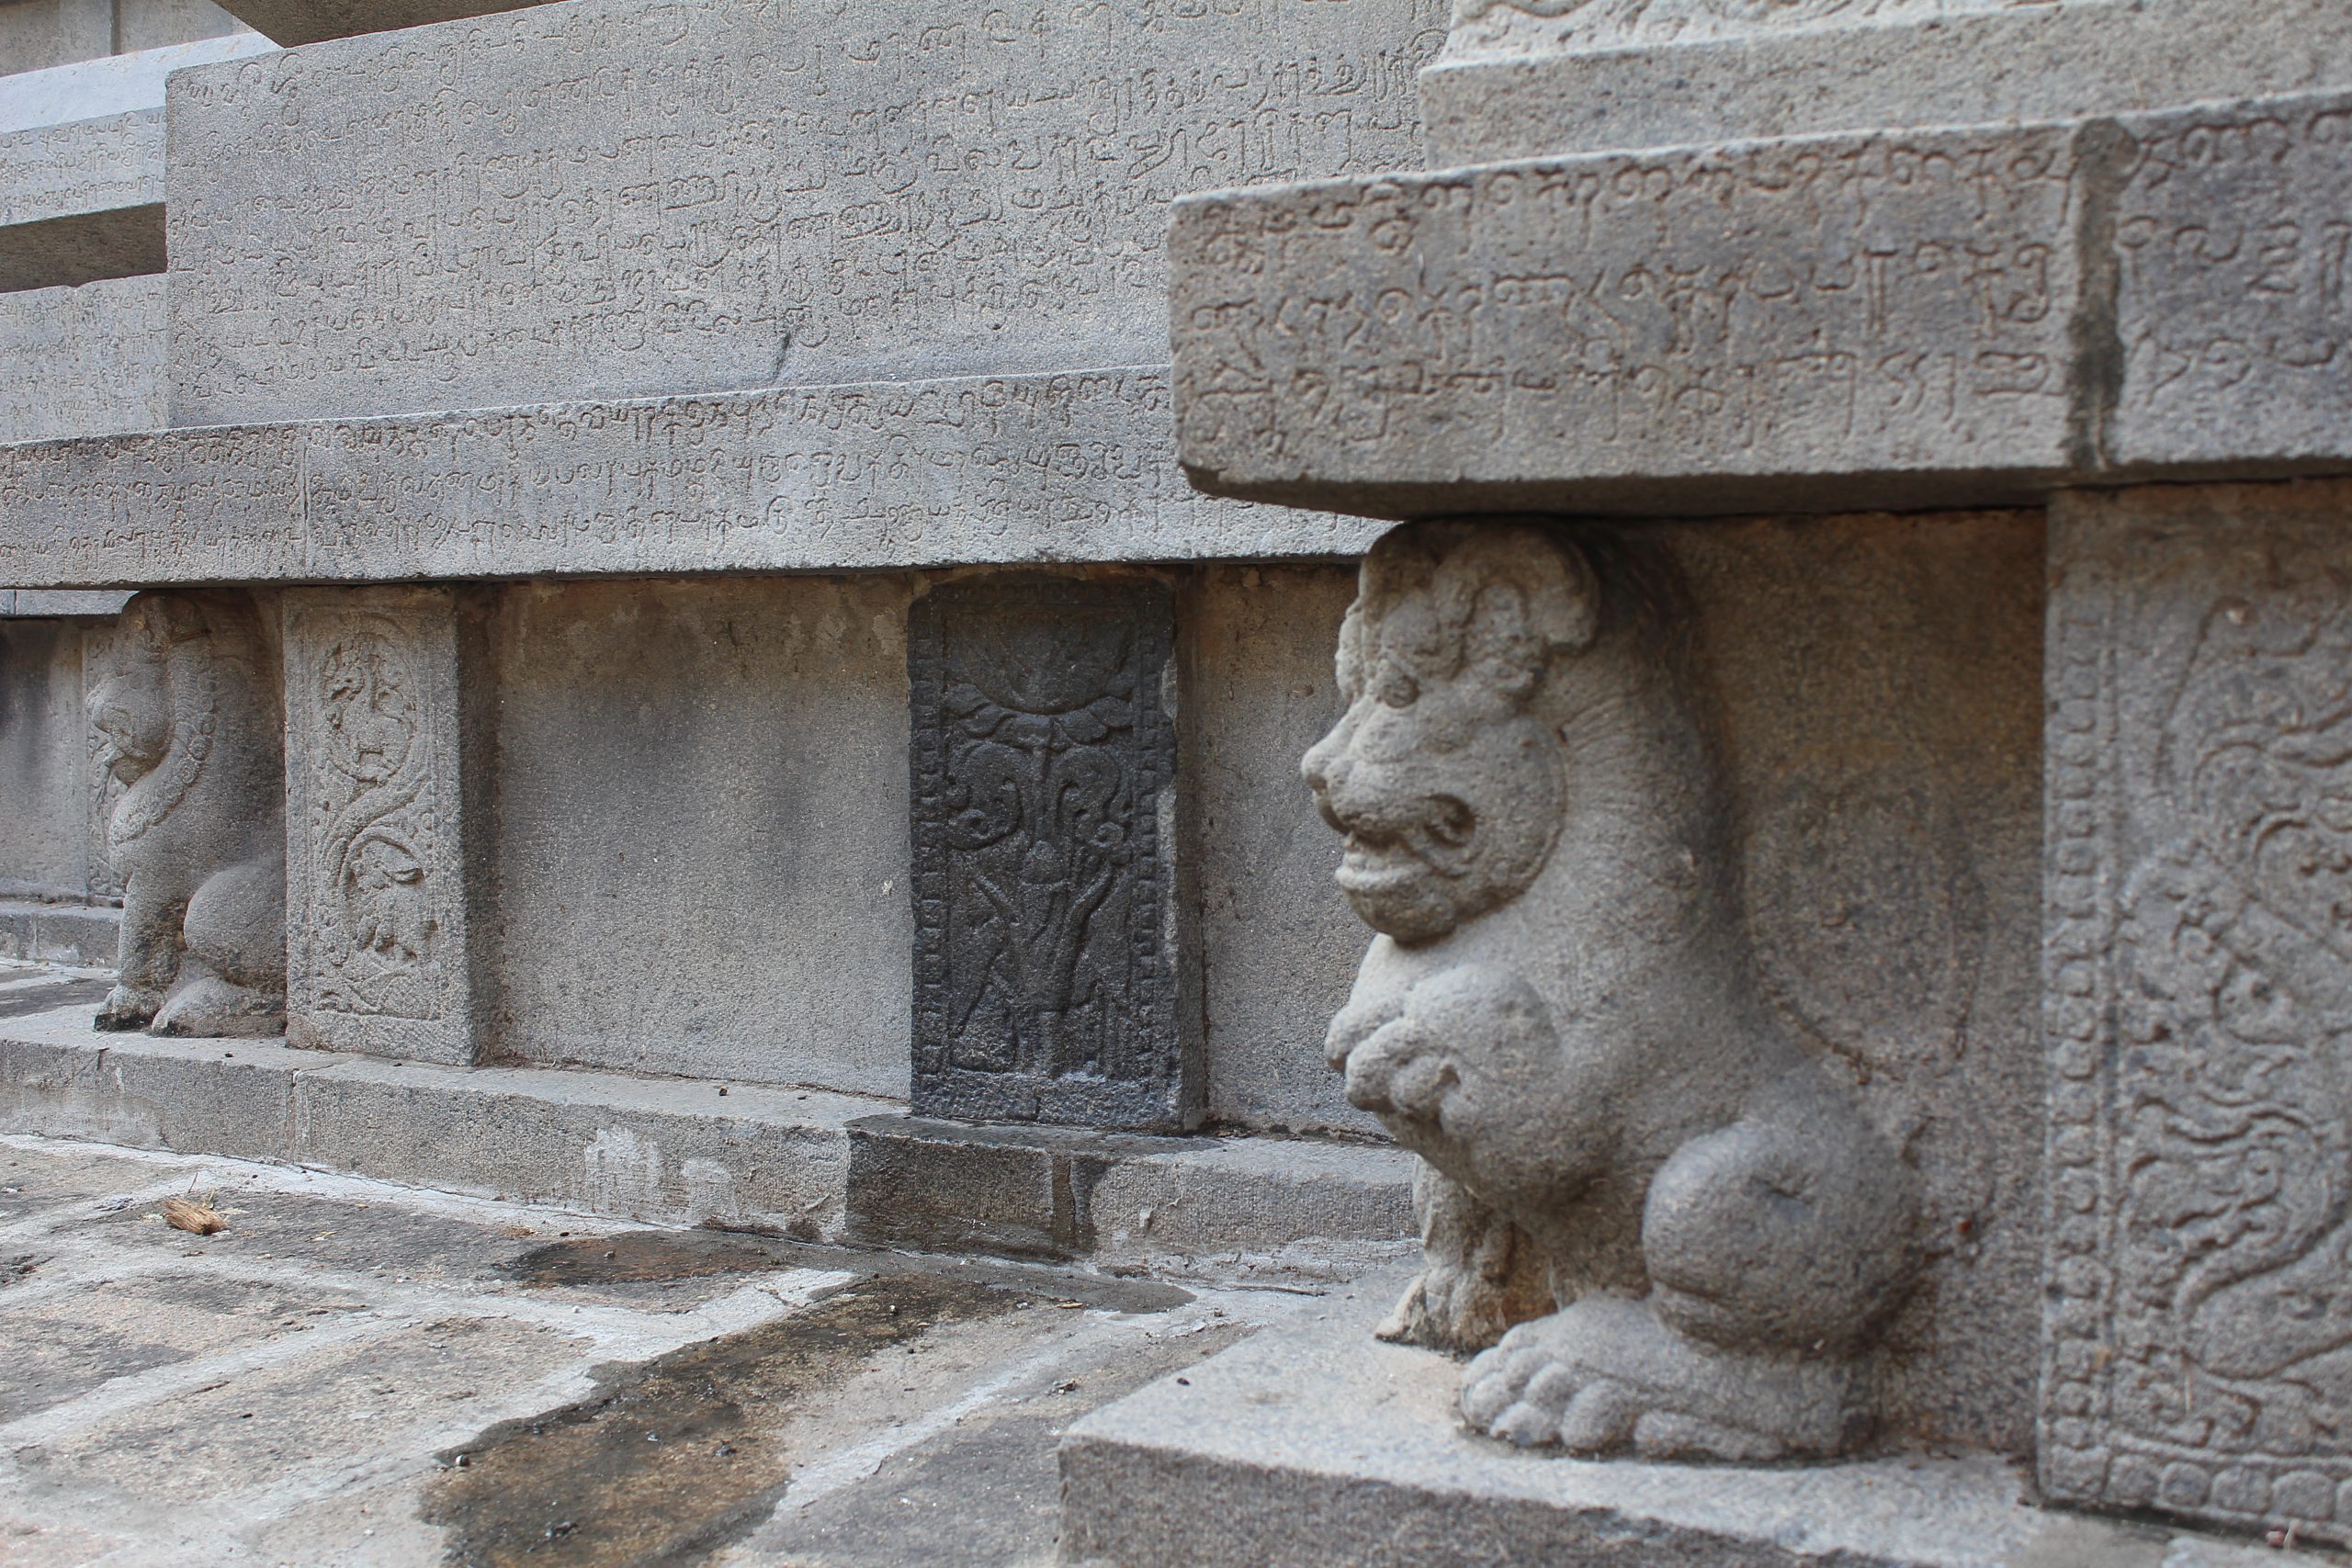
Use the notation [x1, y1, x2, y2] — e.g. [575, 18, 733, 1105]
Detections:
[90, 590, 288, 1038]
[1306, 520, 1918, 1461]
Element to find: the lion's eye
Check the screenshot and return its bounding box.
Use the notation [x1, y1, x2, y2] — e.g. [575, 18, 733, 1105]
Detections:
[1377, 665, 1419, 709]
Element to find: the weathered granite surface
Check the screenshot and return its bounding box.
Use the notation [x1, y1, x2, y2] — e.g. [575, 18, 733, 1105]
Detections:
[0, 998, 1419, 1273]
[0, 621, 103, 902]
[0, 2, 248, 77]
[0, 110, 162, 290]
[0, 277, 165, 444]
[2043, 479, 2352, 1549]
[1058, 1272, 2328, 1568]
[283, 587, 493, 1065]
[206, 0, 545, 47]
[0, 32, 269, 138]
[164, 0, 1447, 425]
[1423, 0, 2352, 164]
[0, 375, 1387, 588]
[845, 1114, 1415, 1277]
[1167, 89, 2352, 518]
[486, 574, 917, 1100]
[910, 575, 1194, 1131]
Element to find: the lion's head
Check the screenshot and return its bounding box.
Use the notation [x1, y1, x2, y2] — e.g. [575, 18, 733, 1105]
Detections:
[1303, 523, 1602, 944]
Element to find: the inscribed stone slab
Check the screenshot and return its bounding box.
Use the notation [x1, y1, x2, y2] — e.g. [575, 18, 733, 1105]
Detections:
[2107, 92, 2352, 470]
[0, 373, 1383, 588]
[1167, 88, 2352, 516]
[1422, 0, 2352, 165]
[2043, 480, 2352, 1547]
[910, 576, 1196, 1131]
[1170, 122, 2082, 516]
[0, 110, 162, 289]
[0, 277, 166, 446]
[283, 587, 491, 1064]
[164, 0, 1447, 424]
[208, 0, 543, 47]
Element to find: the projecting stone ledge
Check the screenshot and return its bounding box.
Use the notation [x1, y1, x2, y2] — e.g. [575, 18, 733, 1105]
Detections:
[0, 368, 1383, 590]
[209, 0, 546, 47]
[1058, 1276, 2327, 1568]
[1170, 89, 2352, 521]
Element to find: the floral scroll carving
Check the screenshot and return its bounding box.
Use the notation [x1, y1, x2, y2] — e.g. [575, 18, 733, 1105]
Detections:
[910, 577, 1190, 1130]
[2045, 500, 2352, 1546]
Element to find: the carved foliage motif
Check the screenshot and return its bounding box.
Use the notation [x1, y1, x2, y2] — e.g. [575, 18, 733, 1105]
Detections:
[2046, 504, 2352, 1544]
[910, 579, 1180, 1128]
[288, 609, 443, 1022]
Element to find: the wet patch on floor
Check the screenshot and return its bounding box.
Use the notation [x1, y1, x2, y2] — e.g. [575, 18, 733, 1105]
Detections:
[423, 1270, 1028, 1567]
[501, 1228, 819, 1288]
[0, 979, 109, 1021]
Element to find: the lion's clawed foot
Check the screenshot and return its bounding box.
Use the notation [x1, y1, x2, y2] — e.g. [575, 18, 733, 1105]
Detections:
[95, 984, 164, 1032]
[1459, 1297, 1860, 1461]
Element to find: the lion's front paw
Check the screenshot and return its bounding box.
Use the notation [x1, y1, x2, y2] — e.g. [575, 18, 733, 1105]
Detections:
[95, 984, 164, 1032]
[1459, 1298, 1857, 1461]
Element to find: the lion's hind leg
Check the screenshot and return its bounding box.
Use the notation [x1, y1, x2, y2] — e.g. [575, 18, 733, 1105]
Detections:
[153, 852, 286, 1039]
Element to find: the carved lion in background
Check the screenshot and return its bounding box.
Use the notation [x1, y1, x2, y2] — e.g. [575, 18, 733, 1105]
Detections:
[1307, 521, 1917, 1461]
[90, 591, 287, 1038]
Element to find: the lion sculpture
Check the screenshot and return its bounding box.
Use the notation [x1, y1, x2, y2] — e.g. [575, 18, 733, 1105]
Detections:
[1307, 521, 1917, 1461]
[90, 591, 288, 1038]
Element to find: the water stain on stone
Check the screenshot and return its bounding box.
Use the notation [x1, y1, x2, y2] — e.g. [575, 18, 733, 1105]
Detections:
[500, 1228, 815, 1288]
[424, 1270, 1022, 1567]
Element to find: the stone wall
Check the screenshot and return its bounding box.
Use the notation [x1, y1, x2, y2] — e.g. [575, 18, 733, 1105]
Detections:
[0, 615, 109, 900]
[0, 0, 245, 76]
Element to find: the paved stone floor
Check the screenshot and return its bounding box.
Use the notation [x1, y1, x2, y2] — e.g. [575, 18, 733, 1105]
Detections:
[0, 1132, 1307, 1566]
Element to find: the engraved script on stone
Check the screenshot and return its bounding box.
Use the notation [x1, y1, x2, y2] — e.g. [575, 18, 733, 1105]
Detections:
[2110, 91, 2352, 469]
[909, 577, 1192, 1130]
[1169, 121, 2079, 502]
[0, 372, 1378, 588]
[166, 0, 1448, 423]
[2044, 484, 2352, 1547]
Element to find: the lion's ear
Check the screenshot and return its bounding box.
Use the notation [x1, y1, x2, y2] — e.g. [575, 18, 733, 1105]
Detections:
[1432, 527, 1600, 697]
[1512, 534, 1600, 657]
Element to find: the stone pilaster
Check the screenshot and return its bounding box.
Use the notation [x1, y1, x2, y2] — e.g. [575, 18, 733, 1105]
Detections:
[908, 575, 1199, 1132]
[282, 586, 493, 1064]
[2042, 479, 2352, 1547]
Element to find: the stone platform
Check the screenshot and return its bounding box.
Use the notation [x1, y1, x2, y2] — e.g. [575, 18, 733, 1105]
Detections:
[0, 982, 1412, 1283]
[1058, 1279, 2328, 1568]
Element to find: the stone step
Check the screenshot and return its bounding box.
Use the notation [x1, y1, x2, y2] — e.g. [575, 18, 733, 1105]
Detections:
[0, 900, 119, 967]
[0, 998, 1412, 1282]
[1059, 1273, 2337, 1568]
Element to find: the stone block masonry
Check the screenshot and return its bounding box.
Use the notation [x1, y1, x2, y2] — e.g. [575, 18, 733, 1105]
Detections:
[1167, 89, 2352, 519]
[163, 0, 1450, 425]
[0, 373, 1387, 588]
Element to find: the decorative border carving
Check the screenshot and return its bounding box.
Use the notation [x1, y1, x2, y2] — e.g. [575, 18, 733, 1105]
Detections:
[2043, 495, 2352, 1546]
[909, 576, 1186, 1129]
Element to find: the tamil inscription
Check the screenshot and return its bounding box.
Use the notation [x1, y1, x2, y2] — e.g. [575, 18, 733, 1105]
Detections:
[1170, 120, 2081, 512]
[166, 0, 1447, 423]
[0, 370, 1378, 587]
[909, 576, 1194, 1130]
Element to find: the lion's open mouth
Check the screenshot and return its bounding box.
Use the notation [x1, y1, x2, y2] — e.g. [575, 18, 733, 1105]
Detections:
[1336, 797, 1478, 891]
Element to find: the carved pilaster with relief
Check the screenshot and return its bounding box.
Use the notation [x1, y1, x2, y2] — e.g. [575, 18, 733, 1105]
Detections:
[2042, 481, 2352, 1547]
[282, 587, 493, 1064]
